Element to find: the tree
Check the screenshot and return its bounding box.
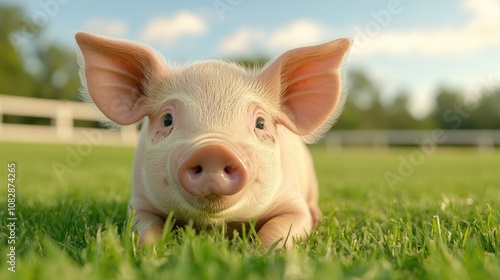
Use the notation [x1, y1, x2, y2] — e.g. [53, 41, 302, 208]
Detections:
[429, 86, 500, 130]
[336, 70, 389, 129]
[0, 4, 80, 100]
[0, 5, 36, 97]
[463, 89, 500, 129]
[31, 43, 81, 100]
[232, 57, 269, 70]
[429, 87, 463, 129]
[384, 91, 426, 129]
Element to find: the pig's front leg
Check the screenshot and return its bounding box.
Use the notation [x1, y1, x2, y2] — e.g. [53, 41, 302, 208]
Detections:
[307, 188, 322, 227]
[133, 210, 165, 245]
[258, 201, 313, 249]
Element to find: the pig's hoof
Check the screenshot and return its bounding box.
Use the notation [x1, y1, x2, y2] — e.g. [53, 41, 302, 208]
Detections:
[309, 206, 322, 227]
[138, 228, 163, 246]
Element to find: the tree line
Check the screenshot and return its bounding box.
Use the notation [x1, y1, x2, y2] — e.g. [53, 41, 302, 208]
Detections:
[1, 4, 499, 130]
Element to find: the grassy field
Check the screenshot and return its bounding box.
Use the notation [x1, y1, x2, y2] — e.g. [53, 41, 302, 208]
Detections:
[0, 142, 499, 279]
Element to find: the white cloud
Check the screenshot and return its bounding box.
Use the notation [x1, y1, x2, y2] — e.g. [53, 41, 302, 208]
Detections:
[219, 28, 266, 54]
[219, 20, 330, 55]
[219, 0, 500, 59]
[140, 11, 207, 47]
[85, 19, 127, 37]
[268, 20, 329, 50]
[353, 0, 500, 56]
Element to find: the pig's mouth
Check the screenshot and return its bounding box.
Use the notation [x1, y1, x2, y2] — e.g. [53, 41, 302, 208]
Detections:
[201, 193, 223, 200]
[181, 185, 247, 214]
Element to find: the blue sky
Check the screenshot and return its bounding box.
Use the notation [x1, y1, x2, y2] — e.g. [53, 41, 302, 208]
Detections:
[3, 0, 500, 118]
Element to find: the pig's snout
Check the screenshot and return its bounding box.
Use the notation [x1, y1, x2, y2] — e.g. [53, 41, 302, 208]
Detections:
[178, 145, 248, 197]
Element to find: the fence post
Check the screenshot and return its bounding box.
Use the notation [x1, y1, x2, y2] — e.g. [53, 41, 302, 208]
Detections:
[374, 133, 389, 152]
[56, 101, 73, 141]
[477, 132, 494, 153]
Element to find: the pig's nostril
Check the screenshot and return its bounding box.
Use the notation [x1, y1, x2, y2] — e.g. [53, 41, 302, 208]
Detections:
[224, 166, 236, 174]
[193, 165, 202, 174]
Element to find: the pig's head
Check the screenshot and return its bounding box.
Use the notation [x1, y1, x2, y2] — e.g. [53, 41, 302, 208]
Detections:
[76, 32, 351, 224]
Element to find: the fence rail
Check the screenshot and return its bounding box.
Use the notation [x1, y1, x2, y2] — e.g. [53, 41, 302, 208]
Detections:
[1, 95, 499, 148]
[322, 129, 500, 151]
[0, 95, 138, 145]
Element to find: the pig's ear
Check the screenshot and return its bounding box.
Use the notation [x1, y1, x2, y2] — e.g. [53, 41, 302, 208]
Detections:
[75, 32, 167, 125]
[259, 38, 351, 142]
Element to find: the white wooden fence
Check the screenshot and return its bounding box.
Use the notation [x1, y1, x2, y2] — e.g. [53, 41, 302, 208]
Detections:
[0, 95, 138, 146]
[0, 95, 499, 148]
[322, 129, 500, 151]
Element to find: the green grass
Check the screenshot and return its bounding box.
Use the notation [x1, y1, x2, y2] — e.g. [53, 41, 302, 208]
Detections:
[0, 142, 499, 279]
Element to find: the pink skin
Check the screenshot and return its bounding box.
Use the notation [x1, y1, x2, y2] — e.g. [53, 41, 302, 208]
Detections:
[178, 144, 248, 198]
[76, 32, 351, 249]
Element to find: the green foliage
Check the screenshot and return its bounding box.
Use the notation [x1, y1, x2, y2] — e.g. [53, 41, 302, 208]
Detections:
[460, 89, 500, 129]
[232, 57, 269, 70]
[425, 87, 500, 130]
[0, 5, 37, 98]
[0, 143, 499, 279]
[0, 4, 79, 100]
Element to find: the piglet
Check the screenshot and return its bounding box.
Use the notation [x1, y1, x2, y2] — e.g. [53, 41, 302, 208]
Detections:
[75, 32, 351, 248]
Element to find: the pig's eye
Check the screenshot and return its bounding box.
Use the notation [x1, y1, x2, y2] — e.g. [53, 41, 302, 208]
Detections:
[255, 117, 265, 130]
[163, 114, 173, 127]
